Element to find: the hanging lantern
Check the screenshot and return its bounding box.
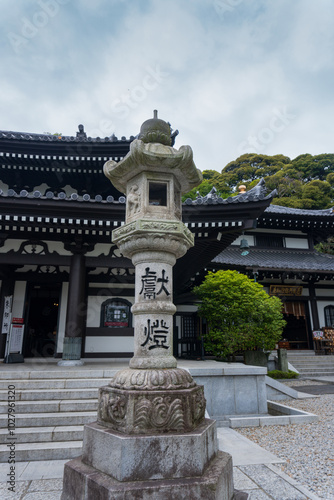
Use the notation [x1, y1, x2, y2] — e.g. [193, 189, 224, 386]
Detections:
[240, 238, 250, 256]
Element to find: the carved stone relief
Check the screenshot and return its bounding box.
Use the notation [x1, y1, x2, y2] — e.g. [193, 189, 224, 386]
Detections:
[127, 184, 141, 217]
[97, 381, 205, 435]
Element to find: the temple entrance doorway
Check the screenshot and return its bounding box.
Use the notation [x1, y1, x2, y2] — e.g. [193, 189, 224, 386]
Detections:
[282, 301, 310, 349]
[174, 313, 204, 359]
[24, 283, 61, 357]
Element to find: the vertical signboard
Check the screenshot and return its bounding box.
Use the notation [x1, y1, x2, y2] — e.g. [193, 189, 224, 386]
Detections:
[1, 296, 12, 335]
[4, 315, 25, 363]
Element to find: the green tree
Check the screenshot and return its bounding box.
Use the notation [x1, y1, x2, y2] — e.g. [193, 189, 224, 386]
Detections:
[291, 153, 334, 181]
[221, 153, 291, 191]
[301, 180, 332, 209]
[182, 153, 334, 209]
[315, 236, 334, 255]
[327, 172, 334, 186]
[181, 179, 215, 201]
[202, 170, 220, 181]
[193, 270, 285, 359]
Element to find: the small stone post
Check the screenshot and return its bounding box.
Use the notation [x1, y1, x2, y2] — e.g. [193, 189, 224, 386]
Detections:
[278, 348, 289, 372]
[61, 112, 235, 499]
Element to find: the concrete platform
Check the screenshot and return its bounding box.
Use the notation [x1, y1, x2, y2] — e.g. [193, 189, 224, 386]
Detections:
[0, 358, 322, 498]
[0, 429, 321, 499]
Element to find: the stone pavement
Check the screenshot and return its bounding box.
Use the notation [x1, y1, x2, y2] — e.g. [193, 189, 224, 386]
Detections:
[309, 375, 334, 384]
[0, 428, 322, 499]
[0, 360, 325, 498]
[291, 374, 334, 395]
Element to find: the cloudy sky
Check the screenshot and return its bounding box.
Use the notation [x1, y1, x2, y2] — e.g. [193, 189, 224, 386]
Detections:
[1, 0, 333, 172]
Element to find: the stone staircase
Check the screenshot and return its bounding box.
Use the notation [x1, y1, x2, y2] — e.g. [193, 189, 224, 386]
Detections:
[0, 368, 117, 462]
[287, 351, 334, 378]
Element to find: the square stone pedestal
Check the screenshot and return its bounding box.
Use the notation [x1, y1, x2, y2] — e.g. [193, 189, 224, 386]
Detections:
[62, 451, 233, 500]
[82, 419, 217, 481]
[61, 419, 235, 499]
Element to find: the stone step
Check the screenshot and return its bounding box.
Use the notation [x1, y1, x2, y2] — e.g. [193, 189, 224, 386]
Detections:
[289, 357, 334, 361]
[290, 363, 334, 366]
[292, 368, 334, 373]
[295, 371, 334, 376]
[299, 370, 334, 377]
[288, 356, 334, 360]
[0, 411, 96, 428]
[0, 399, 98, 414]
[0, 369, 117, 380]
[299, 372, 334, 378]
[0, 387, 99, 401]
[292, 364, 334, 370]
[0, 424, 84, 443]
[0, 440, 83, 462]
[287, 352, 315, 356]
[292, 368, 334, 372]
[0, 378, 108, 390]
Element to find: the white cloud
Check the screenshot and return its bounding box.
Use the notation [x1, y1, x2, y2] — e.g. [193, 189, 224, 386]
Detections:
[0, 0, 333, 169]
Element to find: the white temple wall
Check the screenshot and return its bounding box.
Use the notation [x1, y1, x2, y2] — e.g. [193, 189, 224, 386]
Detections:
[56, 282, 68, 354]
[85, 336, 134, 355]
[317, 300, 334, 329]
[315, 289, 334, 297]
[86, 295, 134, 328]
[176, 305, 198, 313]
[12, 281, 26, 318]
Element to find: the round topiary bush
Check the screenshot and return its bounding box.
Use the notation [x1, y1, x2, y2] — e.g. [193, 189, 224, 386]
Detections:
[194, 270, 286, 359]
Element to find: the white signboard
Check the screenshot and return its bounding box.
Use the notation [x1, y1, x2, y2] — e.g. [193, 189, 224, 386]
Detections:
[8, 324, 25, 353]
[1, 296, 12, 335]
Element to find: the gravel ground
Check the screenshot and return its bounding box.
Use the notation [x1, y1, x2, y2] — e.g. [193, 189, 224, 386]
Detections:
[237, 380, 334, 500]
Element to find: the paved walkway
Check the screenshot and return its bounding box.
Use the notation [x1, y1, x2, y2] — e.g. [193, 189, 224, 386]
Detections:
[0, 359, 324, 499]
[0, 433, 322, 499]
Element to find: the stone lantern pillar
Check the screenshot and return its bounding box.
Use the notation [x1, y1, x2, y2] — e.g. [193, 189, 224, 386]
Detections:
[61, 112, 235, 499]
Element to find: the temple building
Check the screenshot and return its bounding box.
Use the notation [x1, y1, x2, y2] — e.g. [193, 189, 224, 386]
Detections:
[0, 126, 333, 361]
[211, 203, 334, 351]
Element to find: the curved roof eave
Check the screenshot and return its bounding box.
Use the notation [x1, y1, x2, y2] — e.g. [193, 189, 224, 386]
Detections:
[213, 247, 334, 272]
[264, 204, 334, 217]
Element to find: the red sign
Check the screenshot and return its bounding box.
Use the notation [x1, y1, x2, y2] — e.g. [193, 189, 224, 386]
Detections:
[12, 318, 24, 324]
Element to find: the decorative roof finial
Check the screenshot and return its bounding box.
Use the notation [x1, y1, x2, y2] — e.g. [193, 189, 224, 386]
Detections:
[138, 111, 172, 146]
[77, 124, 87, 138]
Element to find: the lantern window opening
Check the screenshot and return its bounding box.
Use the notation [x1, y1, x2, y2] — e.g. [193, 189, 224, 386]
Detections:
[149, 181, 168, 206]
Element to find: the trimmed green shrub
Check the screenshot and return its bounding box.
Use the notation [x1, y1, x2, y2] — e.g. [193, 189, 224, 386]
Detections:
[267, 369, 299, 379]
[193, 270, 286, 358]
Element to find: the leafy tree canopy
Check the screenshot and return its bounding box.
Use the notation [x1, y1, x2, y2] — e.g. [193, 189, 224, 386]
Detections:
[315, 236, 334, 255]
[183, 153, 334, 210]
[193, 270, 285, 359]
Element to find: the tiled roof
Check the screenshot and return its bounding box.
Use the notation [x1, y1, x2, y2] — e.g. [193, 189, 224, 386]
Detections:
[213, 247, 334, 272]
[0, 189, 125, 204]
[0, 129, 134, 143]
[185, 179, 277, 206]
[264, 205, 334, 217]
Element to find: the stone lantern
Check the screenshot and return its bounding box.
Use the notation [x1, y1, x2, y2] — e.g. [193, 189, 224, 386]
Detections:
[61, 112, 235, 499]
[103, 110, 200, 372]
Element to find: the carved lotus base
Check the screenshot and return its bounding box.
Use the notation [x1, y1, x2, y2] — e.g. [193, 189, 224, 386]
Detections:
[97, 381, 206, 435]
[109, 367, 197, 391]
